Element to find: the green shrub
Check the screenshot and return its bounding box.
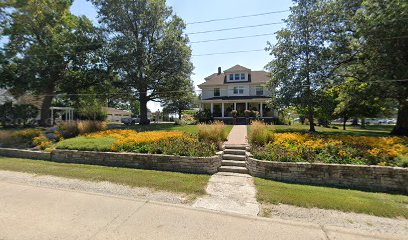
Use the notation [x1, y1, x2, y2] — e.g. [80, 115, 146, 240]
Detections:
[248, 121, 274, 146]
[194, 109, 213, 123]
[56, 137, 115, 152]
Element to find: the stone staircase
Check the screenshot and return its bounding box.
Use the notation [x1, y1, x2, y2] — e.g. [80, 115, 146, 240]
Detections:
[218, 144, 249, 174]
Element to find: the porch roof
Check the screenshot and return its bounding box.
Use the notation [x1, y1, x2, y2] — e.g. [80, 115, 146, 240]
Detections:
[201, 96, 270, 101]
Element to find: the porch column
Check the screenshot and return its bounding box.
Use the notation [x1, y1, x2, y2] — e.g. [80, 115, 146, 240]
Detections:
[210, 103, 214, 115]
[233, 102, 236, 110]
[260, 102, 263, 117]
[245, 102, 248, 110]
[221, 102, 224, 118]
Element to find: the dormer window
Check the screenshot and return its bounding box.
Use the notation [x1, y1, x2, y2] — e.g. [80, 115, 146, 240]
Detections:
[234, 74, 240, 80]
[229, 74, 233, 80]
[229, 73, 246, 81]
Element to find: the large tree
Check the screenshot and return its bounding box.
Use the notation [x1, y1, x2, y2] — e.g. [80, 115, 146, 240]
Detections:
[91, 0, 193, 125]
[353, 0, 408, 135]
[0, 0, 102, 126]
[266, 0, 331, 132]
[161, 80, 195, 119]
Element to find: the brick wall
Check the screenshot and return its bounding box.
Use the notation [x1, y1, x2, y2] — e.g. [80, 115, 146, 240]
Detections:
[0, 148, 222, 174]
[247, 157, 408, 194]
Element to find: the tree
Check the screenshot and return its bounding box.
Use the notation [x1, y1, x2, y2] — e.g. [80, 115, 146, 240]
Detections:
[266, 0, 331, 132]
[91, 0, 193, 125]
[353, 0, 408, 135]
[161, 81, 195, 119]
[0, 0, 102, 126]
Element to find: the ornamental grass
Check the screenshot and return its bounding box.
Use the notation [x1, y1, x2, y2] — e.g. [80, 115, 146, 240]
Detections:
[197, 121, 228, 143]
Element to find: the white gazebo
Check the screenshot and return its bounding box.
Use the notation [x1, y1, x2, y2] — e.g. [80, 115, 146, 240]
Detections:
[50, 107, 74, 125]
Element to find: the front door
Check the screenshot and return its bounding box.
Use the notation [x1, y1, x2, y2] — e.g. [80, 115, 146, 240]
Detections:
[236, 103, 246, 117]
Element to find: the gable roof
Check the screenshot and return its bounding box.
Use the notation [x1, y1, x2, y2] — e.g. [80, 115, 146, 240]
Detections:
[223, 64, 251, 73]
[198, 70, 270, 87]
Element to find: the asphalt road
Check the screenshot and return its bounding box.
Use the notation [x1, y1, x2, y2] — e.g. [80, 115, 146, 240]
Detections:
[0, 181, 400, 240]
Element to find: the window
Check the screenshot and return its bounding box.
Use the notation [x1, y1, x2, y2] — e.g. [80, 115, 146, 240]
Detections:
[214, 88, 220, 96]
[241, 73, 245, 80]
[233, 86, 244, 94]
[234, 74, 240, 80]
[229, 74, 233, 80]
[256, 86, 263, 96]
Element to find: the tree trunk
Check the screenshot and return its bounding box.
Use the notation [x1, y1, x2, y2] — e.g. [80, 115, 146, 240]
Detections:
[361, 118, 366, 129]
[178, 109, 182, 120]
[139, 92, 149, 125]
[39, 84, 55, 127]
[391, 100, 408, 136]
[343, 117, 348, 130]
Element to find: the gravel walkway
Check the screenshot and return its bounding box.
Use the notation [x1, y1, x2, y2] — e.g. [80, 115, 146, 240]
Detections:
[0, 170, 190, 205]
[260, 203, 408, 236]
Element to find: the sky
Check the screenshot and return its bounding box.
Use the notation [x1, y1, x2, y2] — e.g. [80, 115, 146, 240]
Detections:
[72, 0, 294, 111]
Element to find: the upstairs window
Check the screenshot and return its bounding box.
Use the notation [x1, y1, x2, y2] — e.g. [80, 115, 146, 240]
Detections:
[214, 88, 220, 96]
[229, 74, 233, 80]
[241, 73, 245, 80]
[234, 74, 240, 80]
[233, 86, 244, 94]
[256, 86, 264, 96]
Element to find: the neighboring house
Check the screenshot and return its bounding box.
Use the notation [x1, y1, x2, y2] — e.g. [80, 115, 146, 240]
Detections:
[104, 107, 132, 122]
[0, 88, 44, 120]
[198, 65, 277, 122]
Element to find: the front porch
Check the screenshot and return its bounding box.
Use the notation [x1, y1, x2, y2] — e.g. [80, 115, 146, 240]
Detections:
[200, 100, 277, 124]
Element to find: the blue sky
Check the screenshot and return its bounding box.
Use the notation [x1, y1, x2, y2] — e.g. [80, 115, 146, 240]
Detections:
[71, 0, 294, 111]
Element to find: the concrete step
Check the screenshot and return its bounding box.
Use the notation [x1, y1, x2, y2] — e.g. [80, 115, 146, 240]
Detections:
[222, 154, 246, 161]
[223, 149, 246, 155]
[218, 166, 249, 174]
[222, 160, 246, 167]
[224, 144, 247, 150]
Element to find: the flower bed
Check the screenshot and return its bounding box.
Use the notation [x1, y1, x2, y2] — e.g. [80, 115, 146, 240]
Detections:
[251, 132, 408, 167]
[57, 129, 216, 157]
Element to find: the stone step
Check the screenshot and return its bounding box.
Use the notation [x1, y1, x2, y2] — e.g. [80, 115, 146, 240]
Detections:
[224, 144, 247, 150]
[222, 154, 246, 161]
[218, 166, 249, 174]
[224, 149, 246, 155]
[222, 160, 246, 167]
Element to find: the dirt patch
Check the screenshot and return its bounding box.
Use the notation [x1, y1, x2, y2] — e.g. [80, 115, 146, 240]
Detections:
[260, 203, 408, 236]
[0, 170, 191, 205]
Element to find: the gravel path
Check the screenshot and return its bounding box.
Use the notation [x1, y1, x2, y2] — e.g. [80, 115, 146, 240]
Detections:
[260, 203, 408, 236]
[0, 170, 190, 205]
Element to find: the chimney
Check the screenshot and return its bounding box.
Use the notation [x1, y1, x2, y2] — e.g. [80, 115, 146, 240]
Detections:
[218, 67, 221, 75]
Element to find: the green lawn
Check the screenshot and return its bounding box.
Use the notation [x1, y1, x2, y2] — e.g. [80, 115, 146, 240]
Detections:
[109, 123, 233, 136]
[56, 137, 115, 151]
[266, 123, 394, 137]
[0, 157, 210, 198]
[255, 178, 408, 218]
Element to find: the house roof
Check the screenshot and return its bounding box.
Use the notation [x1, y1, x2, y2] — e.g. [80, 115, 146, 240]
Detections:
[223, 65, 251, 73]
[198, 70, 270, 87]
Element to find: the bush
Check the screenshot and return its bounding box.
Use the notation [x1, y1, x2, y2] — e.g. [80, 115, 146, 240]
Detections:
[32, 134, 53, 150]
[78, 121, 107, 135]
[148, 136, 216, 157]
[0, 102, 38, 127]
[58, 121, 80, 138]
[248, 121, 274, 146]
[0, 129, 42, 148]
[194, 109, 213, 123]
[197, 121, 227, 144]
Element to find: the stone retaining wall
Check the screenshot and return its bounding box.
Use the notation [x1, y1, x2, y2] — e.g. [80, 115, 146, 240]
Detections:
[247, 156, 408, 194]
[0, 148, 51, 161]
[0, 148, 222, 174]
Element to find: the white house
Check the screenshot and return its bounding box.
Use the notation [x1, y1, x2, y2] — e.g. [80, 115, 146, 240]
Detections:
[198, 65, 277, 122]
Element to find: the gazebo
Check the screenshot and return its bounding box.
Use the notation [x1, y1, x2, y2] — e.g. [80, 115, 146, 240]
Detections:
[50, 107, 74, 125]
